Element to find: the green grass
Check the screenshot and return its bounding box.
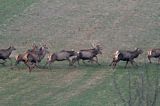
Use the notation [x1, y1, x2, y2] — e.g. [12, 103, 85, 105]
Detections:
[0, 0, 36, 25]
[0, 0, 160, 105]
[61, 63, 160, 106]
[0, 62, 159, 106]
[0, 62, 108, 106]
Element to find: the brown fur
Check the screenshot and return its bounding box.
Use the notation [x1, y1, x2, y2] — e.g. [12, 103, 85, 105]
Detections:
[110, 48, 143, 69]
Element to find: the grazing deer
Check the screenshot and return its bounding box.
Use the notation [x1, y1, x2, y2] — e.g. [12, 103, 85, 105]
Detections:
[45, 49, 76, 67]
[0, 46, 16, 65]
[78, 41, 102, 65]
[147, 48, 160, 63]
[110, 48, 143, 69]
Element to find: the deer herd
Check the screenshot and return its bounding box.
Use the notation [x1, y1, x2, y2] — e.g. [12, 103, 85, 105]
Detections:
[0, 41, 160, 72]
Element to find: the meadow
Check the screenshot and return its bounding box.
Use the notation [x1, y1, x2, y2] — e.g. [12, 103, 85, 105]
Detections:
[0, 0, 160, 105]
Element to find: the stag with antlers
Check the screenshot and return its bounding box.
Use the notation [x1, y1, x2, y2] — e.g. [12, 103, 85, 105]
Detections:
[110, 48, 143, 69]
[15, 42, 49, 72]
[77, 40, 102, 65]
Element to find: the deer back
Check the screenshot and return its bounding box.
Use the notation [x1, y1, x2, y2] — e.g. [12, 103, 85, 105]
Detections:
[55, 51, 71, 60]
[79, 50, 94, 59]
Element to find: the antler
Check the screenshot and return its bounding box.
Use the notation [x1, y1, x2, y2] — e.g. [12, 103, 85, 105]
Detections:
[90, 40, 102, 48]
[40, 40, 49, 48]
[44, 39, 54, 49]
[94, 40, 100, 45]
[32, 41, 36, 47]
[90, 40, 96, 48]
[94, 40, 103, 50]
[41, 40, 45, 46]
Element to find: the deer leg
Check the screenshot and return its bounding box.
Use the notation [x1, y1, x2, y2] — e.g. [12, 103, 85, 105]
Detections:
[44, 61, 49, 68]
[30, 63, 36, 72]
[130, 61, 134, 66]
[72, 58, 78, 66]
[109, 58, 116, 66]
[87, 58, 93, 64]
[109, 60, 115, 66]
[27, 66, 32, 73]
[48, 62, 52, 69]
[82, 60, 86, 64]
[15, 60, 20, 66]
[109, 61, 113, 66]
[73, 60, 77, 66]
[35, 61, 39, 68]
[125, 61, 129, 68]
[158, 58, 160, 64]
[76, 59, 80, 65]
[71, 60, 75, 66]
[132, 60, 138, 67]
[112, 62, 117, 69]
[112, 59, 120, 69]
[68, 60, 72, 66]
[76, 58, 80, 66]
[48, 61, 54, 69]
[0, 59, 7, 66]
[89, 57, 95, 63]
[134, 60, 138, 66]
[44, 60, 49, 67]
[32, 63, 37, 69]
[88, 59, 92, 64]
[45, 60, 54, 69]
[24, 62, 32, 73]
[94, 56, 100, 65]
[148, 56, 152, 63]
[28, 63, 35, 72]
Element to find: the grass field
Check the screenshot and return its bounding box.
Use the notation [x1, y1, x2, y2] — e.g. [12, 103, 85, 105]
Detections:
[0, 0, 160, 106]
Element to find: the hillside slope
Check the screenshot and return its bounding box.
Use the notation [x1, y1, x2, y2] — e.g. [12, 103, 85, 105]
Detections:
[0, 0, 160, 106]
[1, 0, 160, 59]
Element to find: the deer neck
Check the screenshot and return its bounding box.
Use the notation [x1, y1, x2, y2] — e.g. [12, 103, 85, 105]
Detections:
[5, 47, 13, 57]
[132, 51, 140, 58]
[39, 49, 47, 60]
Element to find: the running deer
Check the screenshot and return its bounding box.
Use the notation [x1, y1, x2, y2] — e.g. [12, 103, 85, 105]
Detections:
[0, 46, 16, 65]
[147, 48, 160, 63]
[15, 44, 49, 72]
[78, 41, 102, 65]
[110, 48, 143, 69]
[45, 49, 76, 67]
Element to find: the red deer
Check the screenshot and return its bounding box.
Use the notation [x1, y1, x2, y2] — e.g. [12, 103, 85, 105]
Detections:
[15, 44, 39, 65]
[147, 48, 160, 63]
[45, 50, 76, 67]
[15, 44, 49, 72]
[78, 41, 102, 65]
[0, 46, 16, 65]
[110, 48, 143, 69]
